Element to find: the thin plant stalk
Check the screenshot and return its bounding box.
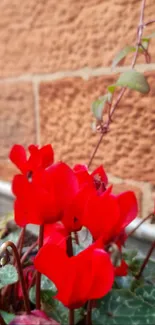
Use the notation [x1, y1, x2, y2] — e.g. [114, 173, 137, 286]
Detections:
[88, 0, 147, 170]
[21, 240, 38, 265]
[0, 241, 30, 314]
[66, 234, 74, 325]
[86, 300, 93, 325]
[18, 227, 26, 258]
[136, 241, 155, 279]
[36, 225, 44, 310]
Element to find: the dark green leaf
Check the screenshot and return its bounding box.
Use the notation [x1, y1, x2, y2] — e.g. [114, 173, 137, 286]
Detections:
[91, 94, 112, 120]
[0, 230, 20, 246]
[92, 289, 155, 325]
[135, 285, 155, 306]
[41, 275, 57, 292]
[42, 299, 84, 325]
[123, 250, 138, 264]
[116, 70, 150, 94]
[141, 259, 155, 284]
[0, 310, 15, 324]
[112, 46, 136, 68]
[0, 265, 18, 289]
[130, 278, 145, 292]
[29, 276, 57, 305]
[29, 286, 36, 304]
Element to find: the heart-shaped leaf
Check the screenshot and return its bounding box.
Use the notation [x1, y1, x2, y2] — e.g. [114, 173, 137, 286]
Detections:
[140, 259, 155, 284]
[0, 310, 15, 324]
[112, 46, 136, 69]
[42, 299, 84, 325]
[92, 289, 155, 325]
[91, 94, 112, 120]
[116, 70, 150, 94]
[29, 275, 57, 304]
[135, 285, 155, 306]
[0, 265, 18, 289]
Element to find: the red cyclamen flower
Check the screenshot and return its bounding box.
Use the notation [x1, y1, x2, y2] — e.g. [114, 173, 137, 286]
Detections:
[11, 161, 80, 227]
[10, 144, 54, 175]
[34, 239, 114, 309]
[82, 186, 138, 243]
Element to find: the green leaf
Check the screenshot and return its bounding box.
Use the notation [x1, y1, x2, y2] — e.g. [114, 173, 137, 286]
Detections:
[141, 259, 155, 284]
[0, 230, 20, 246]
[91, 94, 112, 120]
[43, 299, 84, 325]
[116, 70, 150, 94]
[0, 310, 15, 324]
[123, 250, 138, 264]
[141, 38, 150, 50]
[29, 286, 36, 304]
[107, 84, 116, 94]
[112, 46, 136, 68]
[115, 276, 133, 289]
[29, 275, 57, 304]
[92, 289, 155, 325]
[135, 285, 155, 306]
[0, 265, 18, 289]
[41, 275, 57, 292]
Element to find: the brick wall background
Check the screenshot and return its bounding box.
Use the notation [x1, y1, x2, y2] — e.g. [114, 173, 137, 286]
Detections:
[0, 0, 155, 219]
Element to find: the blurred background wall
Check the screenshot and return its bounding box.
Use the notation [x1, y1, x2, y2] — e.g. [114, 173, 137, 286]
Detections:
[0, 0, 155, 218]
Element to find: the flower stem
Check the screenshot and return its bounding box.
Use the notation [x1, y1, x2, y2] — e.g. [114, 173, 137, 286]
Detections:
[87, 0, 147, 170]
[86, 300, 93, 325]
[74, 232, 79, 245]
[21, 240, 38, 265]
[66, 234, 74, 325]
[0, 241, 30, 314]
[66, 234, 74, 257]
[13, 227, 26, 266]
[18, 227, 26, 258]
[36, 225, 44, 310]
[69, 309, 75, 325]
[136, 240, 155, 279]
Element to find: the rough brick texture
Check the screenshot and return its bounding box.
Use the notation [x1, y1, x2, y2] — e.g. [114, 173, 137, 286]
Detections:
[0, 0, 155, 77]
[39, 72, 155, 184]
[0, 82, 36, 180]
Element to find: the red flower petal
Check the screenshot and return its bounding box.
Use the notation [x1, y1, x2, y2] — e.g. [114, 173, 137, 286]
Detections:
[34, 241, 114, 309]
[116, 191, 138, 232]
[62, 185, 95, 233]
[34, 243, 69, 290]
[39, 144, 54, 168]
[89, 248, 114, 299]
[83, 187, 120, 241]
[91, 165, 108, 186]
[13, 173, 59, 226]
[45, 162, 79, 211]
[9, 145, 27, 173]
[44, 223, 67, 249]
[73, 164, 92, 188]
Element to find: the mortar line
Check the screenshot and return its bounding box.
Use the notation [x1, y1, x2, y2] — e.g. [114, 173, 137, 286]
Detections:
[0, 63, 154, 84]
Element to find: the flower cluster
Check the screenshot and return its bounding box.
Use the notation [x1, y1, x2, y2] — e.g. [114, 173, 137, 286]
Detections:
[10, 144, 138, 309]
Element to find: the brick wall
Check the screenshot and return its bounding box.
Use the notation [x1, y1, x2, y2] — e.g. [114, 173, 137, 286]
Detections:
[0, 0, 155, 218]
